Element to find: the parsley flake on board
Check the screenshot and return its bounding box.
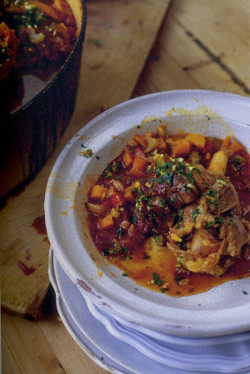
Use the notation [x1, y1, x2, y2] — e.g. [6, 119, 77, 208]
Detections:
[92, 39, 102, 47]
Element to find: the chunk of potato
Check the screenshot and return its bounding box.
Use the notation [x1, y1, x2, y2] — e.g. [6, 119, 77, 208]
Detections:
[208, 150, 228, 175]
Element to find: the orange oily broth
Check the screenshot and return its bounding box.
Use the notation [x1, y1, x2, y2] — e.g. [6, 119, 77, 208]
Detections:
[108, 242, 250, 297]
[87, 129, 250, 297]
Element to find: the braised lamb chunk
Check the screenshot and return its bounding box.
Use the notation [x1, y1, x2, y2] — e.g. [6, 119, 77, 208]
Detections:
[219, 216, 250, 257]
[205, 178, 242, 216]
[192, 165, 216, 192]
[166, 167, 249, 276]
[174, 215, 250, 277]
[141, 157, 199, 208]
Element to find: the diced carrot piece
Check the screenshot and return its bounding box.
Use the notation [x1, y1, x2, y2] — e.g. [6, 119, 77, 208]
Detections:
[124, 187, 135, 202]
[157, 137, 167, 150]
[129, 168, 146, 177]
[229, 139, 244, 154]
[221, 135, 244, 154]
[122, 151, 133, 168]
[129, 155, 148, 176]
[172, 139, 191, 157]
[133, 134, 148, 149]
[221, 135, 232, 149]
[98, 214, 114, 229]
[185, 133, 205, 149]
[205, 152, 211, 160]
[132, 155, 148, 171]
[90, 185, 107, 199]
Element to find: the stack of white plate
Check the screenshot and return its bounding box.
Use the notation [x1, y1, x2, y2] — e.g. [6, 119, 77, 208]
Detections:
[48, 248, 250, 374]
[45, 91, 250, 374]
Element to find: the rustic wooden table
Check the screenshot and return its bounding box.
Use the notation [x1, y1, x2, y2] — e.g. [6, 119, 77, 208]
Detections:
[2, 0, 250, 373]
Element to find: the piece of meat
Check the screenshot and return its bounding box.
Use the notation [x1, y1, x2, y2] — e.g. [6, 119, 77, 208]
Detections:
[172, 215, 250, 276]
[141, 167, 198, 208]
[138, 155, 249, 278]
[192, 165, 216, 192]
[169, 173, 198, 207]
[181, 248, 230, 277]
[188, 229, 220, 258]
[220, 216, 250, 257]
[217, 182, 242, 215]
[205, 179, 242, 216]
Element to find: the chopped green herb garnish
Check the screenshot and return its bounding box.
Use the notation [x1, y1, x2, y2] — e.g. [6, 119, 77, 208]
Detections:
[232, 156, 244, 171]
[131, 216, 138, 223]
[175, 275, 185, 285]
[215, 216, 225, 224]
[156, 171, 173, 185]
[103, 161, 119, 178]
[206, 189, 218, 205]
[135, 192, 149, 212]
[102, 249, 110, 256]
[204, 221, 214, 229]
[176, 209, 184, 228]
[131, 187, 138, 193]
[191, 206, 200, 223]
[117, 227, 124, 239]
[121, 246, 128, 254]
[160, 198, 167, 208]
[152, 272, 162, 286]
[175, 162, 194, 184]
[82, 148, 93, 158]
[170, 197, 175, 204]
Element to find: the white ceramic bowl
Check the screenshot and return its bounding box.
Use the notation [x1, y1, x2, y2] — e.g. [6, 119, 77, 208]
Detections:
[45, 90, 250, 337]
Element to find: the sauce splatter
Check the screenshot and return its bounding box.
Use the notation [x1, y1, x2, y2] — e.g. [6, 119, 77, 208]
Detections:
[32, 215, 47, 235]
[17, 260, 36, 275]
[25, 248, 32, 261]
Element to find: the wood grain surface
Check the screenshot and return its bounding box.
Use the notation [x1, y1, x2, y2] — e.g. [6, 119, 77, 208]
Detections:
[2, 0, 250, 373]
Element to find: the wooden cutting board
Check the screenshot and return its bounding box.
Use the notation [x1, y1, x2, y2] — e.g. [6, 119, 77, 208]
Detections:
[1, 0, 172, 320]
